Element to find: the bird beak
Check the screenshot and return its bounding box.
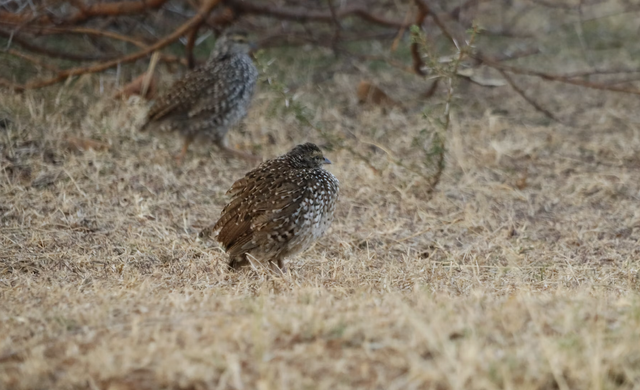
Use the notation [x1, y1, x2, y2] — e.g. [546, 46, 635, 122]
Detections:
[323, 157, 332, 164]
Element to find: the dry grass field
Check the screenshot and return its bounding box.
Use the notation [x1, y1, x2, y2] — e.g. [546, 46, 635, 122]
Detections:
[2, 32, 640, 389]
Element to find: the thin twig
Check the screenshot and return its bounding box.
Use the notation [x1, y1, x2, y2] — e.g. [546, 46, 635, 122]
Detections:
[0, 77, 22, 90]
[0, 24, 186, 65]
[422, 79, 439, 98]
[414, 0, 457, 45]
[0, 0, 169, 25]
[0, 24, 149, 48]
[529, 0, 583, 10]
[4, 0, 223, 91]
[390, 7, 413, 52]
[450, 0, 481, 21]
[225, 0, 408, 28]
[477, 53, 640, 95]
[5, 48, 60, 71]
[258, 31, 396, 50]
[327, 0, 343, 55]
[338, 50, 414, 74]
[498, 69, 565, 124]
[489, 47, 540, 62]
[185, 20, 203, 69]
[426, 26, 478, 195]
[0, 28, 112, 61]
[561, 67, 640, 78]
[411, 5, 428, 76]
[142, 51, 160, 97]
[353, 137, 433, 181]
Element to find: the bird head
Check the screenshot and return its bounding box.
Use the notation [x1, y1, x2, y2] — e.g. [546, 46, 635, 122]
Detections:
[212, 29, 254, 58]
[288, 143, 332, 169]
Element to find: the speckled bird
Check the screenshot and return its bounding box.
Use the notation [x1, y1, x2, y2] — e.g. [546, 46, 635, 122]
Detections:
[198, 143, 339, 272]
[140, 29, 259, 163]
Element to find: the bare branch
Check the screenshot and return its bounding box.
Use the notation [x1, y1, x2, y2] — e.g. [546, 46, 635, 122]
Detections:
[12, 25, 150, 48]
[4, 0, 223, 91]
[529, 0, 578, 10]
[0, 28, 113, 61]
[414, 0, 456, 45]
[64, 0, 169, 24]
[5, 48, 60, 72]
[185, 20, 203, 69]
[450, 0, 481, 21]
[498, 69, 565, 124]
[339, 50, 414, 74]
[561, 68, 640, 78]
[327, 0, 343, 54]
[224, 0, 407, 28]
[411, 4, 428, 76]
[477, 53, 640, 96]
[488, 47, 540, 62]
[0, 0, 169, 25]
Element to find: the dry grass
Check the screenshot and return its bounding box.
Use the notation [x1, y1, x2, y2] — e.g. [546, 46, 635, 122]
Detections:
[2, 42, 640, 389]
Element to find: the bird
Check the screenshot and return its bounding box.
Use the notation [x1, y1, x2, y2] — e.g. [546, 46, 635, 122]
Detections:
[140, 29, 259, 164]
[198, 143, 339, 273]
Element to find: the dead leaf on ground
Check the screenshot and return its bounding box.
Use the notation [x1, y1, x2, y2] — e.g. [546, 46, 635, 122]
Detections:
[113, 72, 158, 100]
[515, 170, 528, 190]
[102, 368, 159, 390]
[65, 136, 110, 152]
[31, 170, 61, 188]
[357, 80, 402, 109]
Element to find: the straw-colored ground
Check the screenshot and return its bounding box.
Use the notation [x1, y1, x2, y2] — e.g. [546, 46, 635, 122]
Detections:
[2, 42, 640, 389]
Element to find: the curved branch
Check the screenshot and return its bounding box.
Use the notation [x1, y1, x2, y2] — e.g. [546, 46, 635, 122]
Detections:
[414, 0, 456, 44]
[185, 20, 203, 69]
[0, 28, 113, 61]
[0, 0, 169, 26]
[224, 0, 407, 28]
[64, 0, 169, 24]
[498, 69, 564, 124]
[27, 25, 149, 48]
[477, 53, 640, 96]
[5, 0, 222, 91]
[5, 48, 61, 72]
[0, 25, 187, 65]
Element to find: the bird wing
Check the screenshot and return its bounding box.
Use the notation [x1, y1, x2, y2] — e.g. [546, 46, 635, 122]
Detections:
[214, 168, 309, 258]
[187, 57, 255, 119]
[144, 55, 255, 127]
[144, 65, 214, 123]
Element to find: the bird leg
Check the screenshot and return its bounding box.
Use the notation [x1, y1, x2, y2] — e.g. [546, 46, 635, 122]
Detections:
[269, 259, 286, 275]
[174, 135, 194, 165]
[229, 255, 250, 269]
[216, 138, 262, 163]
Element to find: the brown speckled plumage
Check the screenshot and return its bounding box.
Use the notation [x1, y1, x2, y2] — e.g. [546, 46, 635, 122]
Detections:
[199, 143, 339, 272]
[140, 30, 258, 163]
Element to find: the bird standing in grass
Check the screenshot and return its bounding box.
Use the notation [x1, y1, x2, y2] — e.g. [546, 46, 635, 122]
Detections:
[140, 29, 259, 164]
[199, 143, 339, 272]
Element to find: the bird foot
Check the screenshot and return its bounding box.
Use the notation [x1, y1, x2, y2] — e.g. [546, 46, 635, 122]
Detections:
[269, 261, 287, 275]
